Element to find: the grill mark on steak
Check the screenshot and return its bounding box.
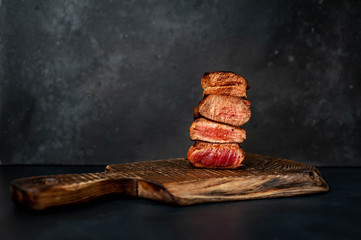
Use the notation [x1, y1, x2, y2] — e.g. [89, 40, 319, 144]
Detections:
[189, 118, 246, 143]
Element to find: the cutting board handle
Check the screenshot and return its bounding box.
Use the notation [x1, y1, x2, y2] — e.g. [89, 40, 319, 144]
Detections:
[10, 172, 136, 210]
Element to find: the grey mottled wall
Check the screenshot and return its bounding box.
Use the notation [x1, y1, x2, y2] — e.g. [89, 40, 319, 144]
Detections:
[0, 0, 360, 166]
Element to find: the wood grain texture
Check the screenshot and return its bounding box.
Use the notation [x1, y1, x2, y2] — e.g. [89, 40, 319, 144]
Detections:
[10, 153, 329, 210]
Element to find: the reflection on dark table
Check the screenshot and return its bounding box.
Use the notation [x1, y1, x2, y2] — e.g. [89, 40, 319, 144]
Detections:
[1, 166, 360, 240]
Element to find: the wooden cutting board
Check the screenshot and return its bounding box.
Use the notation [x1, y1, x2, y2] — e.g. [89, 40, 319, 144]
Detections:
[10, 153, 329, 210]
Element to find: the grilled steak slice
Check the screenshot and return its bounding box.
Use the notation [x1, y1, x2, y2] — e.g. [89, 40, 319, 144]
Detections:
[201, 71, 250, 89]
[203, 85, 247, 98]
[198, 95, 251, 126]
[187, 141, 245, 169]
[189, 118, 246, 143]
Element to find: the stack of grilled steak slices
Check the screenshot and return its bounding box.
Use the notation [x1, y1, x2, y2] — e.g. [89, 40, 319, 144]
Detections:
[187, 72, 251, 169]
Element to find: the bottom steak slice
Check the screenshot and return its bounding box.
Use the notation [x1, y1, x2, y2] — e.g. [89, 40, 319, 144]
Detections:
[187, 141, 245, 169]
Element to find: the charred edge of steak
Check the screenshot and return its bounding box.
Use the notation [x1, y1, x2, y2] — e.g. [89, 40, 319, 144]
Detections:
[193, 105, 200, 119]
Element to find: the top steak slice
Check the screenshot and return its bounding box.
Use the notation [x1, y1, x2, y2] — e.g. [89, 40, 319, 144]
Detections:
[201, 71, 250, 90]
[198, 95, 251, 126]
[189, 118, 246, 143]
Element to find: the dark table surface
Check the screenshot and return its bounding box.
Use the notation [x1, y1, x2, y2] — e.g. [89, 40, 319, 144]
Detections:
[1, 165, 360, 240]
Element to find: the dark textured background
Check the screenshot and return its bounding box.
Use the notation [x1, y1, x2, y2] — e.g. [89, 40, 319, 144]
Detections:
[0, 0, 360, 166]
